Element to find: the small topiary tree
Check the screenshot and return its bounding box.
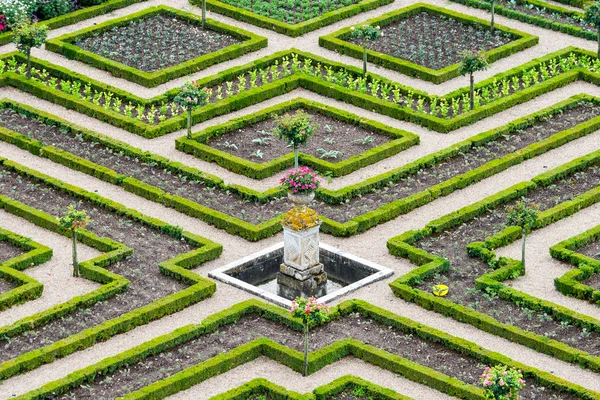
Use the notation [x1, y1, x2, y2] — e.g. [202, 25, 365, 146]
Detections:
[58, 205, 91, 278]
[584, 0, 600, 58]
[173, 81, 209, 139]
[350, 25, 382, 77]
[290, 297, 329, 376]
[12, 16, 48, 79]
[480, 365, 525, 400]
[458, 49, 489, 111]
[506, 199, 539, 270]
[272, 110, 317, 168]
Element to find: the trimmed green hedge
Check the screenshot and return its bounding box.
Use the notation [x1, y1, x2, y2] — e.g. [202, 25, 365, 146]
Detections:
[176, 97, 420, 179]
[450, 0, 597, 42]
[319, 3, 539, 84]
[387, 148, 600, 373]
[1, 94, 599, 241]
[45, 6, 268, 88]
[0, 228, 52, 311]
[0, 0, 148, 46]
[1, 45, 599, 138]
[16, 299, 599, 400]
[551, 224, 600, 304]
[193, 0, 393, 37]
[0, 156, 222, 381]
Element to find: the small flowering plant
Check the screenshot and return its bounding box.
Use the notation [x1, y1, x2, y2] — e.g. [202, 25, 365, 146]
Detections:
[0, 15, 7, 32]
[280, 166, 321, 194]
[479, 365, 525, 400]
[173, 81, 209, 139]
[272, 110, 317, 168]
[290, 297, 329, 376]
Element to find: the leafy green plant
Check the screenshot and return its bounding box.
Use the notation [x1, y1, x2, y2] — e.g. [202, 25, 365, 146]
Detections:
[349, 24, 382, 76]
[12, 17, 48, 79]
[290, 297, 329, 376]
[58, 205, 91, 277]
[584, 0, 600, 58]
[173, 81, 208, 139]
[458, 49, 489, 111]
[506, 199, 540, 270]
[272, 110, 317, 168]
[479, 365, 525, 399]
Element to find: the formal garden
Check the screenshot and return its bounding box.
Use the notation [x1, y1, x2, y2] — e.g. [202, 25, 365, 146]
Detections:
[0, 0, 599, 399]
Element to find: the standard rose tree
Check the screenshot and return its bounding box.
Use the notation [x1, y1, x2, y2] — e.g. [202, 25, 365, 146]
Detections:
[480, 365, 525, 400]
[272, 110, 317, 169]
[174, 81, 209, 139]
[458, 49, 489, 111]
[279, 166, 321, 194]
[290, 297, 329, 376]
[12, 16, 48, 79]
[350, 24, 382, 77]
[506, 200, 539, 270]
[584, 0, 600, 58]
[58, 205, 91, 278]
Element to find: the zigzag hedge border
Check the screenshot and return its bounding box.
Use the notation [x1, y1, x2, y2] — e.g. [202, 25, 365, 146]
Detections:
[1, 94, 598, 241]
[0, 157, 222, 381]
[319, 2, 539, 84]
[16, 299, 599, 400]
[45, 5, 268, 88]
[175, 97, 420, 179]
[387, 148, 600, 372]
[1, 46, 598, 138]
[191, 0, 393, 37]
[0, 228, 52, 311]
[551, 224, 600, 305]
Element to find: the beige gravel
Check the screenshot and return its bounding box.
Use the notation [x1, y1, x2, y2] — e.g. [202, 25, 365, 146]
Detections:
[0, 0, 599, 398]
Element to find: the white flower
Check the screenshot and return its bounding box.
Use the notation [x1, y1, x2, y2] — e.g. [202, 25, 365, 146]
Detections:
[350, 26, 355, 31]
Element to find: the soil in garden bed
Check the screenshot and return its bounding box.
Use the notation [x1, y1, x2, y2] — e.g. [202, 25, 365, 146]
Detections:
[0, 240, 25, 294]
[57, 313, 577, 399]
[347, 11, 515, 70]
[414, 162, 600, 358]
[74, 14, 241, 72]
[0, 166, 196, 364]
[575, 240, 600, 290]
[0, 100, 597, 227]
[207, 109, 388, 163]
[214, 0, 361, 25]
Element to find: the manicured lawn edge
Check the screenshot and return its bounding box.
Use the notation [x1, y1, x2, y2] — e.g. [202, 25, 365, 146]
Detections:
[175, 97, 420, 179]
[0, 0, 148, 46]
[387, 149, 600, 373]
[0, 228, 52, 311]
[191, 0, 393, 37]
[16, 299, 599, 400]
[45, 6, 268, 88]
[319, 3, 539, 84]
[551, 224, 600, 305]
[0, 157, 222, 381]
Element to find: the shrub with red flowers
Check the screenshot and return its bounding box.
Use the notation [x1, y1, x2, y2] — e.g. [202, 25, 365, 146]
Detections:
[280, 166, 320, 194]
[173, 81, 208, 139]
[0, 15, 7, 32]
[479, 365, 525, 400]
[290, 297, 329, 376]
[272, 110, 317, 168]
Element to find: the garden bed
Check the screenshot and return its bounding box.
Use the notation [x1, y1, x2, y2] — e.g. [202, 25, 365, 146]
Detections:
[45, 6, 267, 87]
[0, 241, 24, 294]
[319, 3, 537, 83]
[576, 240, 600, 290]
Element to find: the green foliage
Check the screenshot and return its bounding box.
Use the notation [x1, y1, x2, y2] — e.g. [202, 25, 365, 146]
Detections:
[290, 297, 330, 327]
[58, 204, 91, 231]
[272, 110, 317, 148]
[173, 81, 208, 110]
[584, 1, 600, 29]
[506, 200, 539, 233]
[11, 17, 48, 54]
[349, 24, 382, 42]
[458, 49, 489, 76]
[37, 0, 75, 20]
[480, 365, 525, 400]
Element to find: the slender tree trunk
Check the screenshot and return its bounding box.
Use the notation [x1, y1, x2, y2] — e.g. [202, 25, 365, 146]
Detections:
[202, 0, 207, 28]
[597, 27, 600, 59]
[72, 231, 79, 278]
[26, 51, 31, 79]
[187, 108, 192, 139]
[521, 230, 526, 270]
[303, 323, 309, 376]
[294, 145, 299, 169]
[469, 73, 475, 111]
[491, 0, 495, 33]
[362, 46, 368, 77]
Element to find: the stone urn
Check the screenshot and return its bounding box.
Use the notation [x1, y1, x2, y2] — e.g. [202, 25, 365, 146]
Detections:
[287, 190, 315, 206]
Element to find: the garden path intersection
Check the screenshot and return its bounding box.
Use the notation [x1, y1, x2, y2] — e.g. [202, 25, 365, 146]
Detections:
[0, 0, 599, 398]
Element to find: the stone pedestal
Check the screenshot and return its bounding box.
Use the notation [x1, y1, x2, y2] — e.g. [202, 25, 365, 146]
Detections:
[277, 213, 327, 296]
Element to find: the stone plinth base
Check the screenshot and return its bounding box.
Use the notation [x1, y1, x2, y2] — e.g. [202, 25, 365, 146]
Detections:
[277, 263, 327, 297]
